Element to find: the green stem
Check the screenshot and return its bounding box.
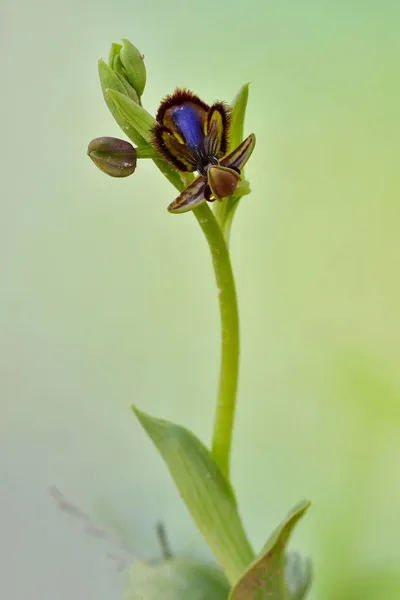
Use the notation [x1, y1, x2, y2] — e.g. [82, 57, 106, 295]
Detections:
[193, 203, 239, 480]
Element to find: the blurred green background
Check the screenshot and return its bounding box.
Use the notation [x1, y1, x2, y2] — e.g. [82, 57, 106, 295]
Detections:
[1, 0, 399, 598]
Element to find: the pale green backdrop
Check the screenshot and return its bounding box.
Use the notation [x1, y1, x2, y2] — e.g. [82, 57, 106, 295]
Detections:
[1, 0, 399, 599]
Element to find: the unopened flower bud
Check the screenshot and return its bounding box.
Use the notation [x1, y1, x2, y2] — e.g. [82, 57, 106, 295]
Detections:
[87, 137, 137, 177]
[119, 39, 146, 97]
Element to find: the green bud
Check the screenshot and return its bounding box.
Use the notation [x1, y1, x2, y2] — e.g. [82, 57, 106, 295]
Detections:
[87, 137, 137, 177]
[112, 53, 126, 80]
[107, 41, 141, 103]
[119, 39, 146, 97]
[108, 43, 122, 68]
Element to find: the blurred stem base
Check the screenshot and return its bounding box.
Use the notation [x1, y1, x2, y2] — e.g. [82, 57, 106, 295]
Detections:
[193, 203, 239, 481]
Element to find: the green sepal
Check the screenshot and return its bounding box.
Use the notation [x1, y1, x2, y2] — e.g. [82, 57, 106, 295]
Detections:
[125, 557, 230, 600]
[120, 38, 147, 97]
[228, 500, 311, 600]
[132, 405, 254, 584]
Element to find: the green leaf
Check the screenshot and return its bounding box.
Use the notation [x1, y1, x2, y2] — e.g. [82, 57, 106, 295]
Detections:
[132, 406, 254, 584]
[106, 89, 155, 142]
[285, 552, 312, 600]
[229, 83, 250, 154]
[125, 557, 230, 600]
[228, 500, 311, 600]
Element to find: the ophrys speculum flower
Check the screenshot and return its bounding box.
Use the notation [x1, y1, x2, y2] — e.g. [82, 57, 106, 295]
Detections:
[152, 89, 256, 213]
[87, 39, 312, 600]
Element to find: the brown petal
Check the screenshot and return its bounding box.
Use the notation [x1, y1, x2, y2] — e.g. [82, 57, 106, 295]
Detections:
[207, 166, 241, 201]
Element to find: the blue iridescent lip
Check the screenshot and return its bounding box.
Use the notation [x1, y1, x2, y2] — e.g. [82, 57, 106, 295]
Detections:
[169, 103, 205, 148]
[151, 88, 230, 175]
[151, 88, 256, 214]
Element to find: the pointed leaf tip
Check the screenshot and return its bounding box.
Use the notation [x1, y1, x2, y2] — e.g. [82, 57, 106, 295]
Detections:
[228, 500, 311, 600]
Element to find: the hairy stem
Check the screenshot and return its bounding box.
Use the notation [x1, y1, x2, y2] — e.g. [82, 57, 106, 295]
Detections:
[193, 203, 239, 480]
